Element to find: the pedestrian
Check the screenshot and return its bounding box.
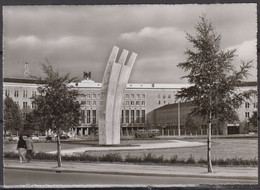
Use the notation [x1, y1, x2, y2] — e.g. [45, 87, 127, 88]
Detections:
[26, 135, 34, 163]
[17, 135, 27, 163]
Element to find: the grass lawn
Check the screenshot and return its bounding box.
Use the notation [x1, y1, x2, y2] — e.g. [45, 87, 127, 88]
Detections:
[4, 138, 257, 161]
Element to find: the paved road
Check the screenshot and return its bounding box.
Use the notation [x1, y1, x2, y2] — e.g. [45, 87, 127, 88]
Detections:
[4, 169, 257, 186]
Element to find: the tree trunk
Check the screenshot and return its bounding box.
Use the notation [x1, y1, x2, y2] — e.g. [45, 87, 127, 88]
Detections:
[57, 128, 62, 167]
[207, 111, 214, 173]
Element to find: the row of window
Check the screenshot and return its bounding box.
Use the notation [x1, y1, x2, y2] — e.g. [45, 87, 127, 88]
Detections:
[6, 90, 37, 98]
[125, 94, 146, 99]
[125, 101, 146, 106]
[86, 93, 100, 99]
[245, 102, 257, 109]
[80, 110, 97, 124]
[158, 94, 173, 99]
[121, 109, 146, 124]
[85, 93, 146, 99]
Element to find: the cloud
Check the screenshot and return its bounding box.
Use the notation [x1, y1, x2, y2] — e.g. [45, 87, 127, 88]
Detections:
[3, 4, 257, 83]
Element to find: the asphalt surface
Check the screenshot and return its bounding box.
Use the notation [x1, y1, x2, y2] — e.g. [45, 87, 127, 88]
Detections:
[4, 168, 257, 186]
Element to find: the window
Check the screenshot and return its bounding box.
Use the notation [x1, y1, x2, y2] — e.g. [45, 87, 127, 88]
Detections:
[131, 110, 135, 123]
[136, 110, 140, 123]
[81, 110, 85, 124]
[81, 101, 86, 105]
[168, 95, 171, 98]
[87, 101, 91, 105]
[87, 110, 91, 123]
[92, 94, 96, 99]
[245, 102, 250, 108]
[142, 94, 145, 99]
[93, 101, 96, 106]
[32, 102, 37, 109]
[98, 94, 101, 99]
[87, 94, 91, 99]
[121, 110, 124, 123]
[125, 94, 129, 99]
[254, 102, 257, 108]
[136, 94, 140, 99]
[23, 102, 28, 109]
[141, 101, 145, 106]
[14, 90, 19, 97]
[131, 94, 134, 99]
[245, 112, 250, 118]
[158, 101, 160, 105]
[125, 110, 129, 123]
[125, 101, 129, 105]
[23, 91, 27, 98]
[32, 91, 37, 97]
[5, 90, 10, 97]
[163, 94, 166, 98]
[158, 94, 161, 98]
[141, 110, 145, 123]
[131, 101, 134, 106]
[92, 110, 96, 124]
[136, 101, 140, 106]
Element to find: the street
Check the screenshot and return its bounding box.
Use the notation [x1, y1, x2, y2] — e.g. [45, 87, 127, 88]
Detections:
[4, 169, 257, 186]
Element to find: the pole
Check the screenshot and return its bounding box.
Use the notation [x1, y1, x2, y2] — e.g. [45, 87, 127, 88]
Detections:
[178, 101, 181, 138]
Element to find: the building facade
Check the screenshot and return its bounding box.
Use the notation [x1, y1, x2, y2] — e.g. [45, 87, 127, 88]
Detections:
[154, 82, 258, 135]
[3, 77, 257, 136]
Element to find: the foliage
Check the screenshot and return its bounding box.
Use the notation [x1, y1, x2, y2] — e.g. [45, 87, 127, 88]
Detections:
[98, 153, 123, 162]
[4, 96, 23, 134]
[176, 14, 253, 123]
[184, 114, 201, 134]
[249, 111, 257, 128]
[4, 151, 257, 166]
[31, 64, 82, 133]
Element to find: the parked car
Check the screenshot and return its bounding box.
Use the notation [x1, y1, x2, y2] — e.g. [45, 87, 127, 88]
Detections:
[31, 135, 39, 140]
[60, 134, 70, 140]
[135, 129, 159, 138]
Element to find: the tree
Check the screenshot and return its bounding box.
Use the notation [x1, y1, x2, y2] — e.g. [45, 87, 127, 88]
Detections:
[176, 15, 253, 172]
[184, 115, 201, 134]
[249, 111, 257, 128]
[32, 64, 82, 167]
[4, 96, 23, 137]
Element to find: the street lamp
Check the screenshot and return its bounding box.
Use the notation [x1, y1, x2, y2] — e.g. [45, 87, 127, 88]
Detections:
[178, 101, 181, 138]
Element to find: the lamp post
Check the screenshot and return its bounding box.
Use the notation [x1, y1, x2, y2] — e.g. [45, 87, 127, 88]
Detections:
[178, 101, 181, 138]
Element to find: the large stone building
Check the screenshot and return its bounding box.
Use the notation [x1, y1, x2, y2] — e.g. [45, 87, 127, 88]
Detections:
[154, 82, 258, 135]
[3, 77, 257, 136]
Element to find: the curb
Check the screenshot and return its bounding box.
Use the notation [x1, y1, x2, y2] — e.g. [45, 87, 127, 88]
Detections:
[4, 166, 258, 180]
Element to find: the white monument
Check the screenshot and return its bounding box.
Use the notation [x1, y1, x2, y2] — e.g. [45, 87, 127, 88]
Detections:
[99, 46, 137, 145]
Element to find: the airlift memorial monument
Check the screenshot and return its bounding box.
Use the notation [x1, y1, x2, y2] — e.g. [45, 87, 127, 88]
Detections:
[99, 46, 137, 145]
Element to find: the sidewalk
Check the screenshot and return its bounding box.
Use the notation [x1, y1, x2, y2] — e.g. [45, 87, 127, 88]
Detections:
[4, 159, 257, 180]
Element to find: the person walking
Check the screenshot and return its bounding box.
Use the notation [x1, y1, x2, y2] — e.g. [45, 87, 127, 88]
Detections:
[17, 136, 27, 163]
[26, 135, 34, 163]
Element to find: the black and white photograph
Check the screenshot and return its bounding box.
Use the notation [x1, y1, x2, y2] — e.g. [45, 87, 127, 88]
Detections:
[2, 3, 258, 188]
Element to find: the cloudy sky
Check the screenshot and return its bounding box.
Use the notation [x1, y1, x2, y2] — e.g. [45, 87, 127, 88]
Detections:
[3, 4, 257, 83]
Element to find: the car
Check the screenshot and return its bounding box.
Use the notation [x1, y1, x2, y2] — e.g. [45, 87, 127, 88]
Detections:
[31, 135, 39, 140]
[60, 134, 70, 140]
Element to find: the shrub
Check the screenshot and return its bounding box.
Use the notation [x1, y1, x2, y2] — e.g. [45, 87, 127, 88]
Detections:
[198, 158, 207, 165]
[186, 154, 196, 164]
[4, 151, 19, 159]
[33, 152, 57, 160]
[125, 154, 142, 163]
[99, 153, 123, 162]
[169, 155, 178, 164]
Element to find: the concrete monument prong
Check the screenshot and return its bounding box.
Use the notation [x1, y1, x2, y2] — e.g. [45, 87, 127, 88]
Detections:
[99, 46, 137, 145]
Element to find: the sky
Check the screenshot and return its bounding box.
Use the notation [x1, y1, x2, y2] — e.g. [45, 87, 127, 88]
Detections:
[3, 4, 257, 84]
